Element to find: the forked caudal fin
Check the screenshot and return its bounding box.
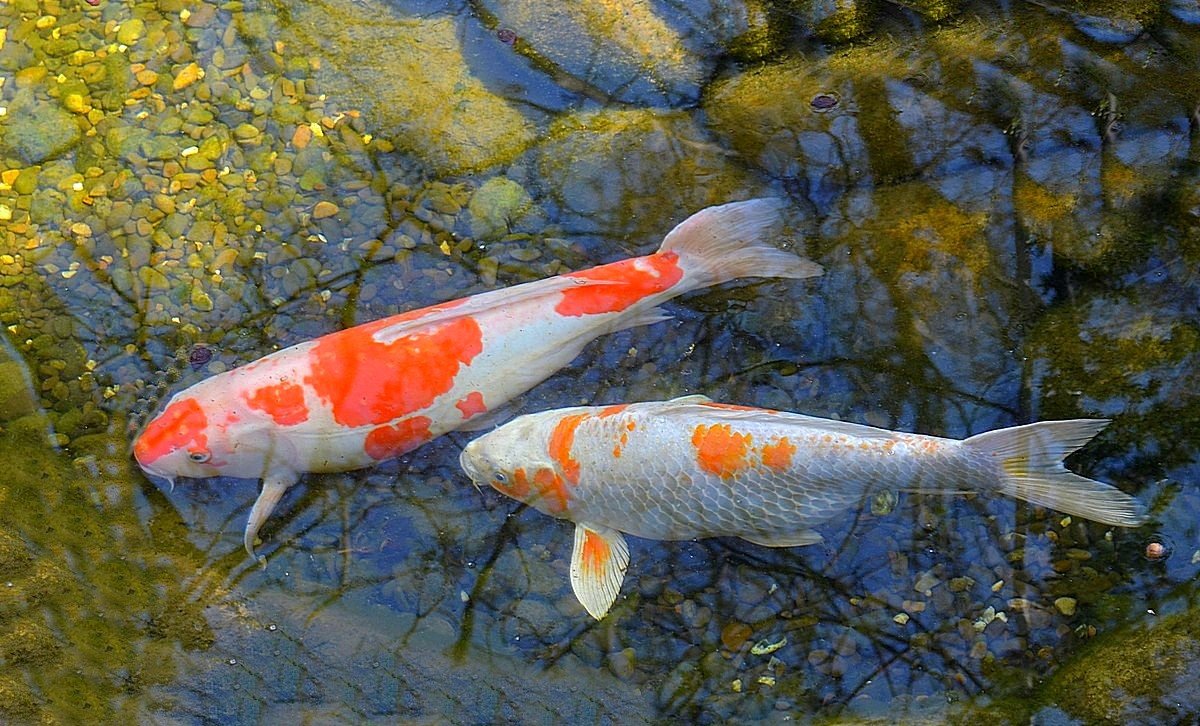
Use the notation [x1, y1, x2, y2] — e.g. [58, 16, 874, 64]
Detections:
[964, 420, 1147, 527]
[658, 198, 824, 290]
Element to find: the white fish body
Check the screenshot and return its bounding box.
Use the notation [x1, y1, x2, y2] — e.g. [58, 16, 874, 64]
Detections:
[459, 397, 1148, 619]
[133, 200, 822, 557]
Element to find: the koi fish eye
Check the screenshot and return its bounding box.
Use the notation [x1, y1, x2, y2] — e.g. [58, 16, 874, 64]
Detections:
[492, 472, 508, 487]
[188, 450, 211, 463]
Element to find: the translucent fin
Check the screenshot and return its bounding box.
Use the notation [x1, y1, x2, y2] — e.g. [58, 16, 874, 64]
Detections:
[244, 472, 298, 563]
[371, 275, 620, 345]
[606, 306, 673, 334]
[741, 529, 824, 548]
[658, 198, 823, 289]
[569, 523, 630, 620]
[664, 394, 713, 405]
[652, 400, 898, 441]
[964, 420, 1147, 527]
[456, 403, 518, 432]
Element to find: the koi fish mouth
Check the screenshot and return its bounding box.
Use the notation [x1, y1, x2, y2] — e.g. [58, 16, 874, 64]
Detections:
[458, 444, 484, 493]
[137, 463, 177, 492]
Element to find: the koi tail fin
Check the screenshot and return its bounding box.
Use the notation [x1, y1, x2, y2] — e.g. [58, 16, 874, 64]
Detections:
[659, 198, 823, 290]
[964, 420, 1147, 527]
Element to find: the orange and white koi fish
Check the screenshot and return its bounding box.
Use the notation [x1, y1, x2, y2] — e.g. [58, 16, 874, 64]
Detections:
[133, 200, 822, 558]
[459, 396, 1148, 619]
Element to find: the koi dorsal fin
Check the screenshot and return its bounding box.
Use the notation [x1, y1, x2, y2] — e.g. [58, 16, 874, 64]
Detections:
[651, 398, 898, 441]
[371, 275, 621, 345]
[569, 523, 630, 620]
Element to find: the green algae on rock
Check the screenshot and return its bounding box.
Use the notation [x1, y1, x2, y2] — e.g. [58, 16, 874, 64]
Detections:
[0, 340, 212, 722]
[477, 0, 707, 104]
[278, 1, 535, 176]
[1, 90, 83, 165]
[535, 108, 760, 239]
[466, 177, 538, 241]
[1038, 608, 1200, 722]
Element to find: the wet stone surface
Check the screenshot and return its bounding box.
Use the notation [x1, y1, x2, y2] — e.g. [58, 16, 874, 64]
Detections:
[0, 0, 1198, 723]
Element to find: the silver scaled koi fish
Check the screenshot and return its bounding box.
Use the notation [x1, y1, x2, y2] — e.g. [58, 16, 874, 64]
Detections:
[132, 200, 823, 558]
[459, 396, 1148, 620]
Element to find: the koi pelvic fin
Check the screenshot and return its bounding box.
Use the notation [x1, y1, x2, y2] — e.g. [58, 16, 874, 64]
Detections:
[741, 528, 824, 548]
[964, 419, 1147, 527]
[604, 306, 673, 334]
[244, 472, 298, 563]
[570, 522, 630, 620]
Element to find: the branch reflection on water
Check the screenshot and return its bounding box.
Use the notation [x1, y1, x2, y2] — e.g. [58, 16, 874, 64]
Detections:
[0, 0, 1197, 720]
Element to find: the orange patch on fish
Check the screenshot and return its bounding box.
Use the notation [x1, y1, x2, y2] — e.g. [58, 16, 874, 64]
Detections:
[134, 397, 208, 464]
[580, 528, 611, 577]
[691, 423, 753, 479]
[700, 402, 775, 413]
[533, 467, 569, 514]
[761, 436, 797, 471]
[555, 252, 683, 316]
[612, 428, 632, 459]
[900, 435, 941, 455]
[217, 410, 242, 433]
[306, 312, 483, 428]
[363, 416, 432, 460]
[455, 391, 487, 420]
[598, 404, 629, 418]
[242, 380, 309, 426]
[510, 467, 532, 498]
[549, 412, 589, 484]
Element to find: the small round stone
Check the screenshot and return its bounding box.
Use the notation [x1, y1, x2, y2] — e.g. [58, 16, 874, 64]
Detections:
[313, 201, 339, 219]
[1054, 597, 1077, 617]
[810, 93, 839, 111]
[1144, 536, 1172, 562]
[720, 622, 752, 651]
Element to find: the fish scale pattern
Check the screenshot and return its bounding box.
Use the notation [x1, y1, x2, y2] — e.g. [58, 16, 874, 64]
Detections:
[553, 404, 1003, 545]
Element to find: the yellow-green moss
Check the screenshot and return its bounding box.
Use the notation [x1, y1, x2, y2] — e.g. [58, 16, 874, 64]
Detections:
[282, 3, 535, 175]
[725, 0, 785, 62]
[0, 405, 215, 721]
[483, 0, 703, 99]
[1013, 176, 1078, 232]
[863, 182, 993, 283]
[537, 107, 759, 238]
[1042, 610, 1200, 722]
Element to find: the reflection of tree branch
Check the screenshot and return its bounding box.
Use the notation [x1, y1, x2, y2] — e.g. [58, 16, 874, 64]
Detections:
[453, 500, 525, 660]
[466, 0, 619, 105]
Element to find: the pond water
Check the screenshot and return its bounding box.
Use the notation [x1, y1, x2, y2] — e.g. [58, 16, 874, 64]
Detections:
[1, 0, 1198, 722]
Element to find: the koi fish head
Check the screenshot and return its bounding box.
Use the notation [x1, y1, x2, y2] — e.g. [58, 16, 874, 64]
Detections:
[459, 411, 579, 517]
[133, 391, 261, 486]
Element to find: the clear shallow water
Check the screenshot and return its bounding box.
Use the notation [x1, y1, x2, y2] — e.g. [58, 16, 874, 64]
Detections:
[0, 0, 1198, 722]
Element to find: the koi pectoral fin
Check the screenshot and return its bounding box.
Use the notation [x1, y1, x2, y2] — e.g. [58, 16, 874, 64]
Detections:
[244, 473, 297, 563]
[456, 403, 519, 432]
[569, 523, 630, 621]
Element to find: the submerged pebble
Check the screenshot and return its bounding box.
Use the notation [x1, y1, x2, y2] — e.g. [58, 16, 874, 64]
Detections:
[1144, 536, 1173, 562]
[721, 622, 752, 651]
[1054, 597, 1078, 617]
